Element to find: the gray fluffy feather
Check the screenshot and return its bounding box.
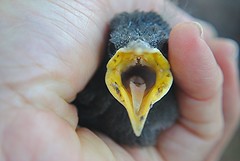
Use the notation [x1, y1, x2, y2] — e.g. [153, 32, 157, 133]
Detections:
[108, 11, 170, 57]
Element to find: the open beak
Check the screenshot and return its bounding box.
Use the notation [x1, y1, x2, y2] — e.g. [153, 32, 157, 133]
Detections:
[105, 40, 173, 136]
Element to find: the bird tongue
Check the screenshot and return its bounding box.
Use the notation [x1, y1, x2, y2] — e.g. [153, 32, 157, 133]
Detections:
[129, 76, 146, 114]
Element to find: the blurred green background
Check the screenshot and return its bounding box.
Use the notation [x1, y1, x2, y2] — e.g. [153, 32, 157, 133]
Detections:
[177, 0, 240, 161]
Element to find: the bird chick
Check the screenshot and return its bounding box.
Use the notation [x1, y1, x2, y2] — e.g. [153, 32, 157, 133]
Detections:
[73, 11, 178, 146]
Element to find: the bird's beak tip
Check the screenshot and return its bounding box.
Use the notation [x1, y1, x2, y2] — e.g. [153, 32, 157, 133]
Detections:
[132, 122, 144, 137]
[130, 111, 149, 137]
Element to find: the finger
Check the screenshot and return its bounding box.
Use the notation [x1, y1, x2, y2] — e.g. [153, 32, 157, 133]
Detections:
[0, 108, 81, 161]
[170, 23, 223, 135]
[205, 39, 240, 161]
[157, 22, 224, 161]
[210, 39, 240, 128]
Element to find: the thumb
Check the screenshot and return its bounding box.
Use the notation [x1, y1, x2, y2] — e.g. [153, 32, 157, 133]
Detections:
[169, 22, 223, 138]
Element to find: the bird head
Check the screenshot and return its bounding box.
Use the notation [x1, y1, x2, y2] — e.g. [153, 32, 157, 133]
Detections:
[105, 39, 173, 136]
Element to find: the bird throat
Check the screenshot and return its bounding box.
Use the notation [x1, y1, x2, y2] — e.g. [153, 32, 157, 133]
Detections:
[121, 65, 156, 114]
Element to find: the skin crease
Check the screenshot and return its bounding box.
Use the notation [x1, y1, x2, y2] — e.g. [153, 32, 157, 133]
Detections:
[0, 0, 239, 161]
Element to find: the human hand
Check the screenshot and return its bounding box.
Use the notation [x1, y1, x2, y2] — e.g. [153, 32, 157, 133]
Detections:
[0, 1, 239, 161]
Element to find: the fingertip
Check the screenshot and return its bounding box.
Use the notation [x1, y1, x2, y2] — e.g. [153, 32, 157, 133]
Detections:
[170, 22, 203, 44]
[209, 38, 239, 61]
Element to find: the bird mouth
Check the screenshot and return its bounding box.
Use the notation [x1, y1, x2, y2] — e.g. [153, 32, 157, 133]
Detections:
[121, 65, 156, 95]
[105, 40, 173, 136]
[121, 65, 156, 114]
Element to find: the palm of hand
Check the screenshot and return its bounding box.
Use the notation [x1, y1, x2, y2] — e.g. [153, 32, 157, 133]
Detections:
[0, 1, 239, 161]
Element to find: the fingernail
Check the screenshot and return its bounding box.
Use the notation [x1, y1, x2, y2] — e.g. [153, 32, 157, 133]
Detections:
[175, 22, 204, 38]
[192, 21, 204, 38]
[197, 20, 218, 39]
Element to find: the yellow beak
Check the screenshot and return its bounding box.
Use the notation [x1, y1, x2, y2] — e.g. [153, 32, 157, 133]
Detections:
[105, 41, 173, 136]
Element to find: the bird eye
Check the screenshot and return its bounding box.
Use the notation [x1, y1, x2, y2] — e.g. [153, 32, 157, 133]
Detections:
[160, 40, 169, 58]
[108, 42, 117, 57]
